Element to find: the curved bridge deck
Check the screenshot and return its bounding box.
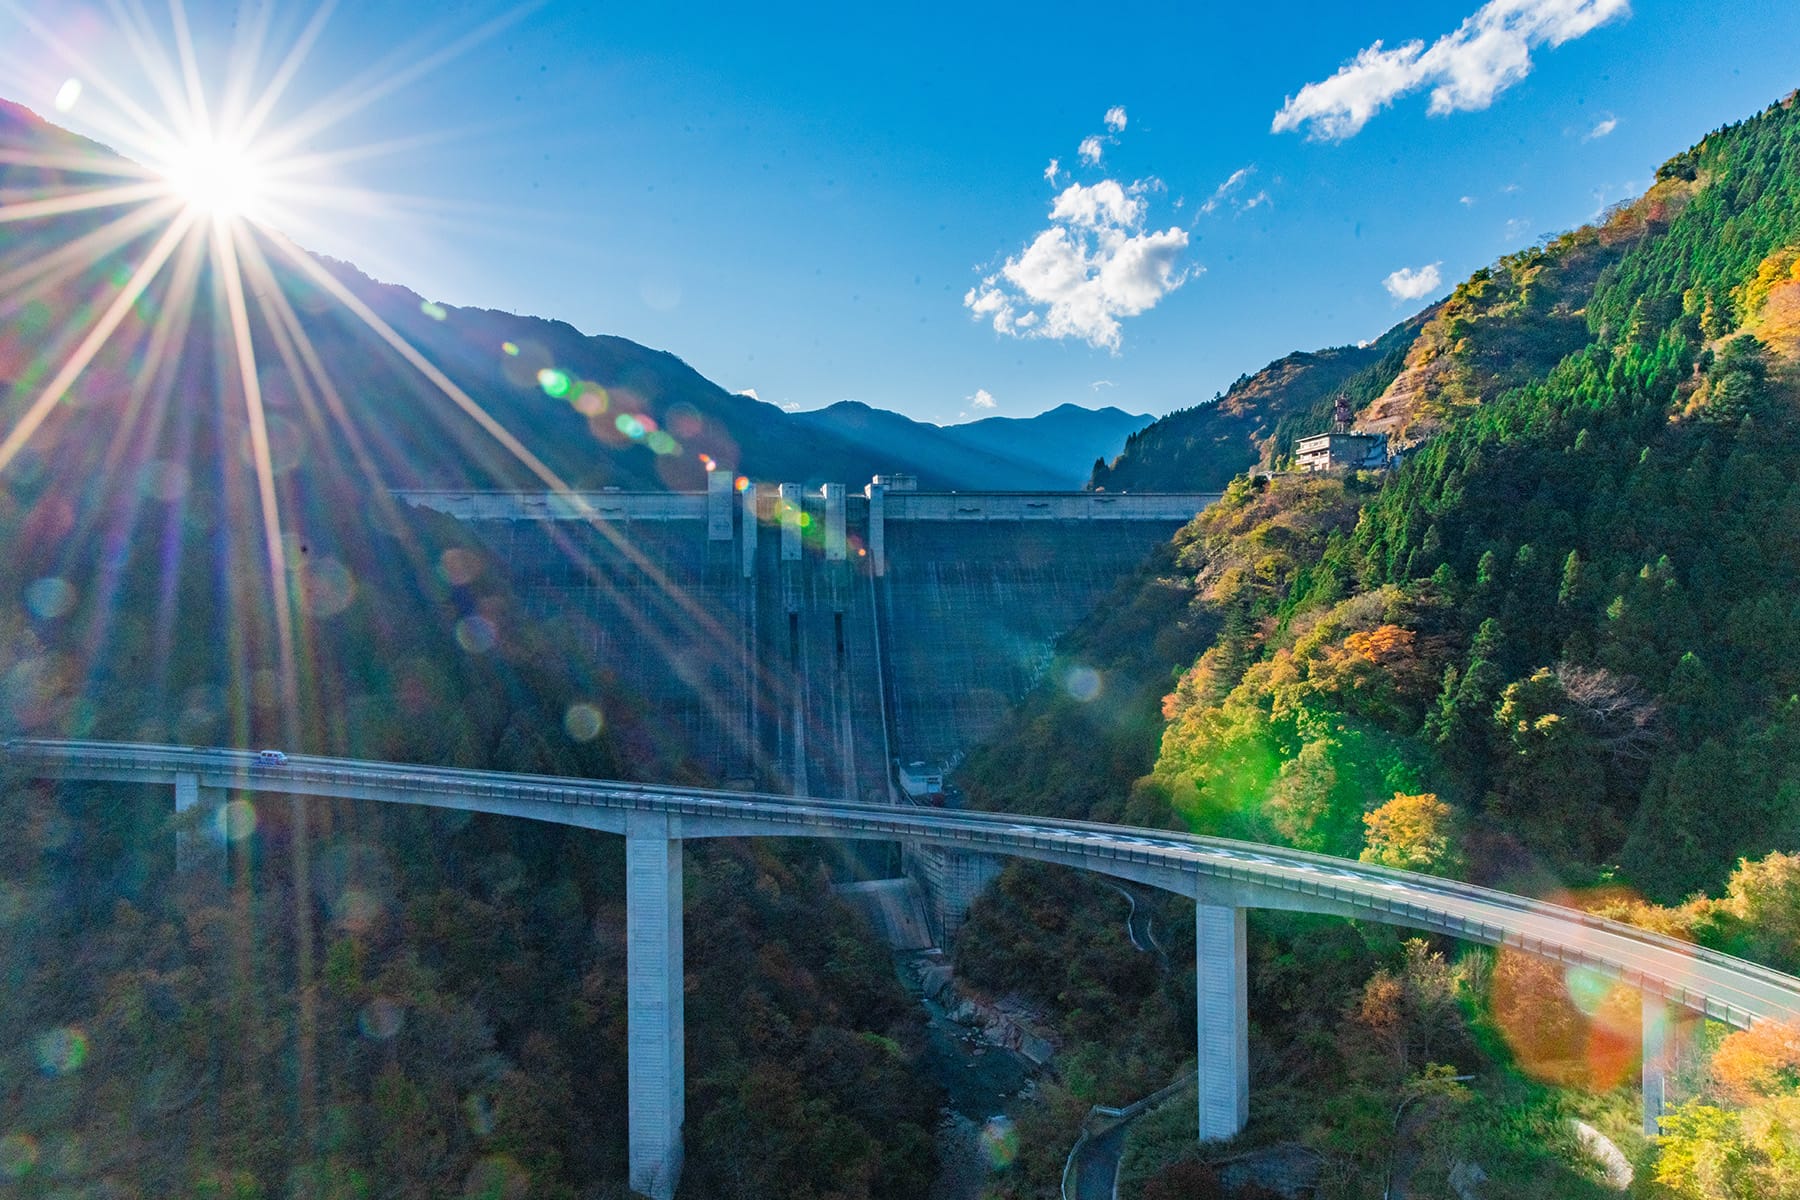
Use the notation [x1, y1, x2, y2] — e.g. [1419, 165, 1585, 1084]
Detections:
[9, 739, 1797, 1196]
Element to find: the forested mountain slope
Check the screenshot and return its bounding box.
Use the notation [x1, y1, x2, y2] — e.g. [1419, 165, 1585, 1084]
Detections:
[0, 101, 943, 1197]
[1089, 312, 1427, 492]
[961, 89, 1800, 1200]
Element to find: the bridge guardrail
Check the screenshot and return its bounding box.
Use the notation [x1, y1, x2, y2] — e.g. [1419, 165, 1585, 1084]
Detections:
[4, 738, 1795, 1026]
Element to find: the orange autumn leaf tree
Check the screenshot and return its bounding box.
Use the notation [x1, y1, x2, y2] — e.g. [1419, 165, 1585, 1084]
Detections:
[1360, 791, 1462, 877]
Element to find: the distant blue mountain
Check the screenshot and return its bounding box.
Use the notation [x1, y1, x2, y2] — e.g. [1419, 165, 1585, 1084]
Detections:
[791, 401, 1153, 491]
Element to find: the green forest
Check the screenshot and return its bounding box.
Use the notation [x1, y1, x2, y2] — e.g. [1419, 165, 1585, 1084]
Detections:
[955, 91, 1800, 1198]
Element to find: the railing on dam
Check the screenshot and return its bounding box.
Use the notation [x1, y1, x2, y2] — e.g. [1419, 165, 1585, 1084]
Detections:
[391, 486, 1225, 523]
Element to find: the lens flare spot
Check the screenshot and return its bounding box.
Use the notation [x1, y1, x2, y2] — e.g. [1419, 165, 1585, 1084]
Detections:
[297, 557, 356, 618]
[572, 384, 608, 416]
[979, 1116, 1017, 1168]
[735, 475, 750, 492]
[0, 1133, 37, 1179]
[537, 368, 571, 398]
[420, 300, 448, 320]
[1063, 666, 1102, 703]
[53, 79, 81, 113]
[463, 1154, 530, 1199]
[615, 414, 645, 440]
[1563, 965, 1613, 1016]
[666, 402, 704, 438]
[218, 800, 257, 843]
[698, 454, 716, 471]
[646, 430, 678, 456]
[438, 548, 483, 586]
[24, 578, 76, 620]
[33, 1028, 88, 1076]
[334, 888, 383, 933]
[464, 1093, 497, 1137]
[563, 703, 605, 742]
[238, 412, 305, 474]
[456, 615, 497, 654]
[358, 997, 404, 1040]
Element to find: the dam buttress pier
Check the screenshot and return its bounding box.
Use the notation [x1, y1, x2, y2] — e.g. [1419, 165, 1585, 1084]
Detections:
[396, 476, 1221, 813]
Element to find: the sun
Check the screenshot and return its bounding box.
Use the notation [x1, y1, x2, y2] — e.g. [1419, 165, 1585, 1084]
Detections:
[159, 136, 268, 221]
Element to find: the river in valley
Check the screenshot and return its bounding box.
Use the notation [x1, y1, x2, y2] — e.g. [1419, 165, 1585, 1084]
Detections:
[896, 954, 1039, 1200]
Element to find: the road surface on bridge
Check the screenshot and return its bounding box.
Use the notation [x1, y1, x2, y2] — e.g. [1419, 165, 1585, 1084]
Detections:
[7, 737, 1799, 1029]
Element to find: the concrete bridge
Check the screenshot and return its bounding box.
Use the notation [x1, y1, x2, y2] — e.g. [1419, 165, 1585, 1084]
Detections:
[9, 739, 1799, 1199]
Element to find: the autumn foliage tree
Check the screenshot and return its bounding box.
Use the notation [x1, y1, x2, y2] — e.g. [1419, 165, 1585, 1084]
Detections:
[1360, 792, 1462, 877]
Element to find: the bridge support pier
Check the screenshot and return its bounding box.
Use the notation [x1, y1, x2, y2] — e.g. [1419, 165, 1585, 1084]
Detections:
[173, 771, 225, 875]
[904, 845, 1003, 946]
[627, 813, 684, 1200]
[1641, 992, 1696, 1137]
[1195, 904, 1248, 1142]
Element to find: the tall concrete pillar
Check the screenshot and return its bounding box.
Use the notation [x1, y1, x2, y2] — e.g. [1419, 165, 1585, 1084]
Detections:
[778, 483, 803, 561]
[626, 813, 684, 1200]
[706, 469, 733, 540]
[740, 480, 758, 578]
[173, 771, 225, 874]
[1642, 991, 1670, 1137]
[1195, 904, 1249, 1141]
[823, 483, 847, 561]
[866, 482, 886, 576]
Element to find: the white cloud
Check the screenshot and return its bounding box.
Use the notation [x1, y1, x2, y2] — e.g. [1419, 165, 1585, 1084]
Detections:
[780, 401, 801, 412]
[739, 387, 760, 400]
[969, 388, 997, 410]
[1586, 114, 1617, 139]
[1200, 166, 1254, 215]
[1383, 261, 1443, 300]
[1503, 215, 1533, 240]
[968, 114, 1191, 351]
[965, 180, 1193, 351]
[1091, 379, 1115, 390]
[1243, 190, 1270, 210]
[1272, 0, 1631, 141]
[1460, 194, 1476, 205]
[1051, 180, 1144, 229]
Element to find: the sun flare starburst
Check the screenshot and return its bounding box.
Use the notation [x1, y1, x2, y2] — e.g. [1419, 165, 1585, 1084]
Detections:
[158, 135, 268, 219]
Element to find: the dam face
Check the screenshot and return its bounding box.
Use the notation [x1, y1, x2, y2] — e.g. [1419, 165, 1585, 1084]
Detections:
[399, 477, 1218, 810]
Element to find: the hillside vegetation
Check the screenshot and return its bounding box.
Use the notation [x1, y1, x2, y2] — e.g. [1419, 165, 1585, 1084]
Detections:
[0, 104, 943, 1198]
[962, 90, 1800, 1199]
[1090, 309, 1427, 492]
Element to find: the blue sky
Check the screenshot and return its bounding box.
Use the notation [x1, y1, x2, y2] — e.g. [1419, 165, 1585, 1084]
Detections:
[5, 0, 1800, 425]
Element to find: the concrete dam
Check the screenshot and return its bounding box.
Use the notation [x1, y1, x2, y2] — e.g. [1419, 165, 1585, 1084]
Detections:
[398, 475, 1219, 932]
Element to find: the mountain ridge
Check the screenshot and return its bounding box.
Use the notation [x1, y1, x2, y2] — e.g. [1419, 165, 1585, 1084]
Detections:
[0, 98, 1145, 497]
